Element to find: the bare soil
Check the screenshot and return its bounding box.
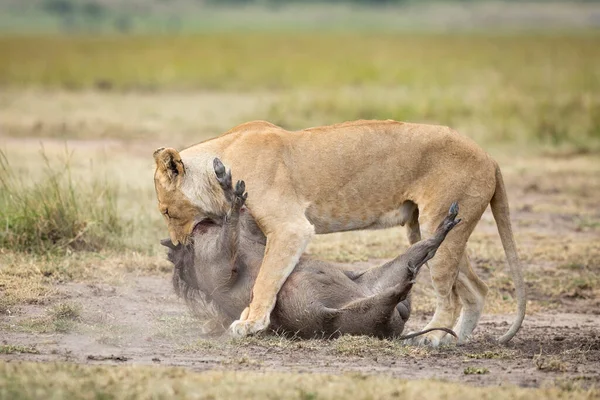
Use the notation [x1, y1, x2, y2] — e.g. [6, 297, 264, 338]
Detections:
[1, 270, 599, 389]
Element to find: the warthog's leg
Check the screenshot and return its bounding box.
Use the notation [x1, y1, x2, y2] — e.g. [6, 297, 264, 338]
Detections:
[356, 202, 461, 292]
[332, 204, 461, 337]
[214, 158, 248, 254]
[401, 202, 461, 275]
[330, 281, 415, 338]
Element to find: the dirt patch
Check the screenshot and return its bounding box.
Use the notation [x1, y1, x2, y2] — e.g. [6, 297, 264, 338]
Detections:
[1, 273, 599, 389]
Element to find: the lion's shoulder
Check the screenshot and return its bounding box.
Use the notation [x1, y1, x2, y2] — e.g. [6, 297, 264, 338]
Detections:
[226, 120, 284, 134]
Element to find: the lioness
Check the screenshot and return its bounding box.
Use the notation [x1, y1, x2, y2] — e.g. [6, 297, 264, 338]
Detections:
[153, 119, 526, 345]
[163, 159, 460, 339]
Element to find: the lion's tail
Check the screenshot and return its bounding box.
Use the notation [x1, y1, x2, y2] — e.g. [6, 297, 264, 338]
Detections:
[490, 164, 527, 343]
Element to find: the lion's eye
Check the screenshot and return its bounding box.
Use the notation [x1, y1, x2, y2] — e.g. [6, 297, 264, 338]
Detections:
[165, 209, 179, 220]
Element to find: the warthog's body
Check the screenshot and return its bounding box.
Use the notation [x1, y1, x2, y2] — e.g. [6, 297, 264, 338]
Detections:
[163, 160, 460, 339]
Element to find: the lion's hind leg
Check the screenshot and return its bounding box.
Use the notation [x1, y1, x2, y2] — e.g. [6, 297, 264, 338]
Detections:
[414, 199, 489, 347]
[403, 200, 421, 245]
[445, 254, 488, 344]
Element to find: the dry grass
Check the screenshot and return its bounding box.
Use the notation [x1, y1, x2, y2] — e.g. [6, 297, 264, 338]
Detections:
[0, 90, 267, 144]
[0, 149, 125, 254]
[0, 345, 38, 355]
[0, 361, 596, 400]
[16, 301, 82, 334]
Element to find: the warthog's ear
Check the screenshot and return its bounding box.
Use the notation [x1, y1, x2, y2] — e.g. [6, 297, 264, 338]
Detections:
[153, 147, 185, 182]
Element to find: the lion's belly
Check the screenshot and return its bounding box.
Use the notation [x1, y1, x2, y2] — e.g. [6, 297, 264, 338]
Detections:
[305, 201, 413, 234]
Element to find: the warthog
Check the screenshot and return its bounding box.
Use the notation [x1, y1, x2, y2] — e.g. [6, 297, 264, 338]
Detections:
[162, 159, 460, 339]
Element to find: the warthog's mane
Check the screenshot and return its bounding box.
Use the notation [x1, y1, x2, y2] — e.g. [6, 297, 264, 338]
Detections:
[167, 241, 231, 335]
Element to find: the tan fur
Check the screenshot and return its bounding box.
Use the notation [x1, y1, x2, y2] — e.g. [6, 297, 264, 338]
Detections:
[153, 119, 526, 345]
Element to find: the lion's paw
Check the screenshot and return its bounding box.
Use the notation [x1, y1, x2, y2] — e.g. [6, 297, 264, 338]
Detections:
[406, 331, 444, 347]
[229, 314, 270, 338]
[440, 333, 459, 346]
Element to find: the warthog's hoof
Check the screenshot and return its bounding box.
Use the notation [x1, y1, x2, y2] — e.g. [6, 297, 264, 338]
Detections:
[449, 201, 459, 218]
[213, 157, 232, 191]
[233, 180, 248, 208]
[441, 202, 461, 232]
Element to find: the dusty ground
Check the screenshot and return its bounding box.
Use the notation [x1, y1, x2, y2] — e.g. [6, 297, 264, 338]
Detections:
[2, 273, 600, 389]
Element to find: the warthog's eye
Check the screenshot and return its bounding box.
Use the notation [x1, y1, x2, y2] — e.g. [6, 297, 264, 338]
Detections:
[193, 219, 217, 235]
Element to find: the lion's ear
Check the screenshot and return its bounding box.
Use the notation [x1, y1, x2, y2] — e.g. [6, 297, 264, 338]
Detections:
[153, 147, 185, 181]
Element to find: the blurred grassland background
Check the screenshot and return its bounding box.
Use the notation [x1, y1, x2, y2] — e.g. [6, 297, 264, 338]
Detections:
[2, 34, 599, 150]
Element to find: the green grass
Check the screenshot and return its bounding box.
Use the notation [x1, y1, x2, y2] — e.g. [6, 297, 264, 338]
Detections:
[0, 34, 597, 91]
[0, 362, 596, 400]
[0, 345, 39, 355]
[0, 149, 125, 254]
[14, 302, 82, 334]
[464, 366, 490, 375]
[265, 86, 600, 151]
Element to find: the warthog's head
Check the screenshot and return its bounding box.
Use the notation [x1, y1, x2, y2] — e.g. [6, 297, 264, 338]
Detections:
[161, 203, 265, 330]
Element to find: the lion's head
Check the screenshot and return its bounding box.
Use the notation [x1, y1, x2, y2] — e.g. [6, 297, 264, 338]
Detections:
[153, 147, 228, 245]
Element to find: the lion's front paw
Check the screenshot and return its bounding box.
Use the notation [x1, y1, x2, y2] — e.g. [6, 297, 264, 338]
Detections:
[229, 314, 270, 338]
